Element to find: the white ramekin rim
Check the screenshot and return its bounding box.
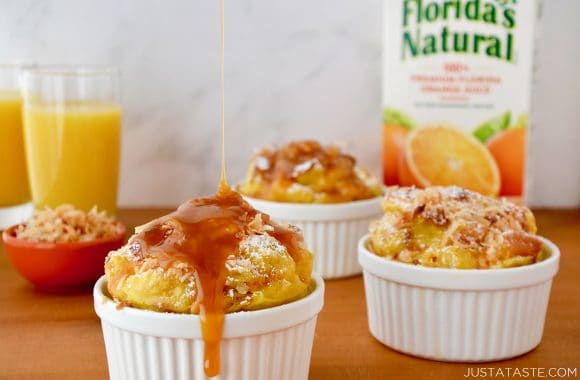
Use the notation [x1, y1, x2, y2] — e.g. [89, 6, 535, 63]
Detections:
[358, 234, 560, 290]
[94, 273, 324, 339]
[242, 195, 383, 221]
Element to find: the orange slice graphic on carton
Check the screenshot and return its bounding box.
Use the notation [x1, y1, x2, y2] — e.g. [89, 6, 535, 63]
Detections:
[487, 127, 526, 196]
[400, 125, 500, 196]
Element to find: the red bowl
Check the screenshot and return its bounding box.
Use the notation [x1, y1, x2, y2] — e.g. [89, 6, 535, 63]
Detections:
[2, 222, 126, 290]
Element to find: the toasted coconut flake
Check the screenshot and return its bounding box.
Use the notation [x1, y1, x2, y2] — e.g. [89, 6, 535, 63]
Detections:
[15, 204, 120, 243]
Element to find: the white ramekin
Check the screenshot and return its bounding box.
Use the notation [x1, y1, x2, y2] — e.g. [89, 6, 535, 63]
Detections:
[94, 273, 324, 380]
[244, 196, 383, 279]
[358, 235, 560, 362]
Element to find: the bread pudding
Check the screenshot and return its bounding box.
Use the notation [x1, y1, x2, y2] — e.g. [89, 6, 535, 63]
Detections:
[104, 185, 313, 375]
[369, 186, 547, 269]
[239, 140, 382, 203]
[106, 189, 312, 313]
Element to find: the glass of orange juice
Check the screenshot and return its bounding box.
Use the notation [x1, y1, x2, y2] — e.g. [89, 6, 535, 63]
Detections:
[0, 63, 34, 229]
[20, 66, 121, 215]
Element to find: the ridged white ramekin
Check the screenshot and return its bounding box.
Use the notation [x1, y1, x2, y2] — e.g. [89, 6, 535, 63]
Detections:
[358, 235, 560, 362]
[244, 196, 382, 279]
[94, 274, 324, 380]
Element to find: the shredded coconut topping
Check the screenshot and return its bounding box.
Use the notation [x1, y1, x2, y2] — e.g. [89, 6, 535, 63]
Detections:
[15, 204, 121, 243]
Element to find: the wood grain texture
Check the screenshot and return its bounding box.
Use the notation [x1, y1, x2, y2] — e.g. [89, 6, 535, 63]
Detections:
[0, 209, 578, 380]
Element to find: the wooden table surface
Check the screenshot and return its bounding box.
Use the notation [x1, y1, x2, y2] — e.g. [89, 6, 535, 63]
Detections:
[1, 209, 579, 380]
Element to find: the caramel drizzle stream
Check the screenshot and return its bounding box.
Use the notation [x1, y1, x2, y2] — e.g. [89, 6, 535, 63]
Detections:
[134, 192, 250, 378]
[204, 0, 227, 375]
[128, 2, 304, 377]
[218, 0, 227, 193]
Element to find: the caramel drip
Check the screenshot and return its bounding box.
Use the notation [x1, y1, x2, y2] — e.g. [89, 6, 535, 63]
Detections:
[135, 190, 253, 376]
[218, 0, 228, 192]
[124, 1, 304, 376]
[266, 219, 305, 264]
[244, 139, 382, 203]
[131, 189, 306, 377]
[254, 140, 355, 182]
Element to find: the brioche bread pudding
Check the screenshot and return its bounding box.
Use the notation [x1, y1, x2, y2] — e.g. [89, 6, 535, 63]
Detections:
[369, 186, 547, 269]
[359, 186, 560, 361]
[239, 140, 382, 203]
[104, 185, 313, 376]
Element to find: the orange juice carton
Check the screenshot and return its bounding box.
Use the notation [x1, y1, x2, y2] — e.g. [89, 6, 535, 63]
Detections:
[382, 0, 541, 197]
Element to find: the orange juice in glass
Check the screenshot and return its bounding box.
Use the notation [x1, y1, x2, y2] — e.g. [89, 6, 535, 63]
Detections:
[21, 66, 121, 215]
[0, 64, 33, 229]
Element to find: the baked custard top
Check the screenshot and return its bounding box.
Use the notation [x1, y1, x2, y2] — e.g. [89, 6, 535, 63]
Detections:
[369, 186, 546, 269]
[239, 140, 382, 203]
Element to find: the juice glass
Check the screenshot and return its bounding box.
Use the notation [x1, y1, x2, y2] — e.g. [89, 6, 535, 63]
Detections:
[0, 64, 33, 229]
[21, 66, 121, 215]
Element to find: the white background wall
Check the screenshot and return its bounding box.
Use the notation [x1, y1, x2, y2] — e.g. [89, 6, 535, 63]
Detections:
[0, 0, 578, 208]
[526, 0, 580, 207]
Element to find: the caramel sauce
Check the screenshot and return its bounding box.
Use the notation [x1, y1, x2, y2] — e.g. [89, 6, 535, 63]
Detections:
[123, 3, 305, 376]
[130, 188, 305, 377]
[133, 189, 244, 376]
[253, 140, 356, 184]
[242, 140, 382, 203]
[219, 0, 227, 191]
